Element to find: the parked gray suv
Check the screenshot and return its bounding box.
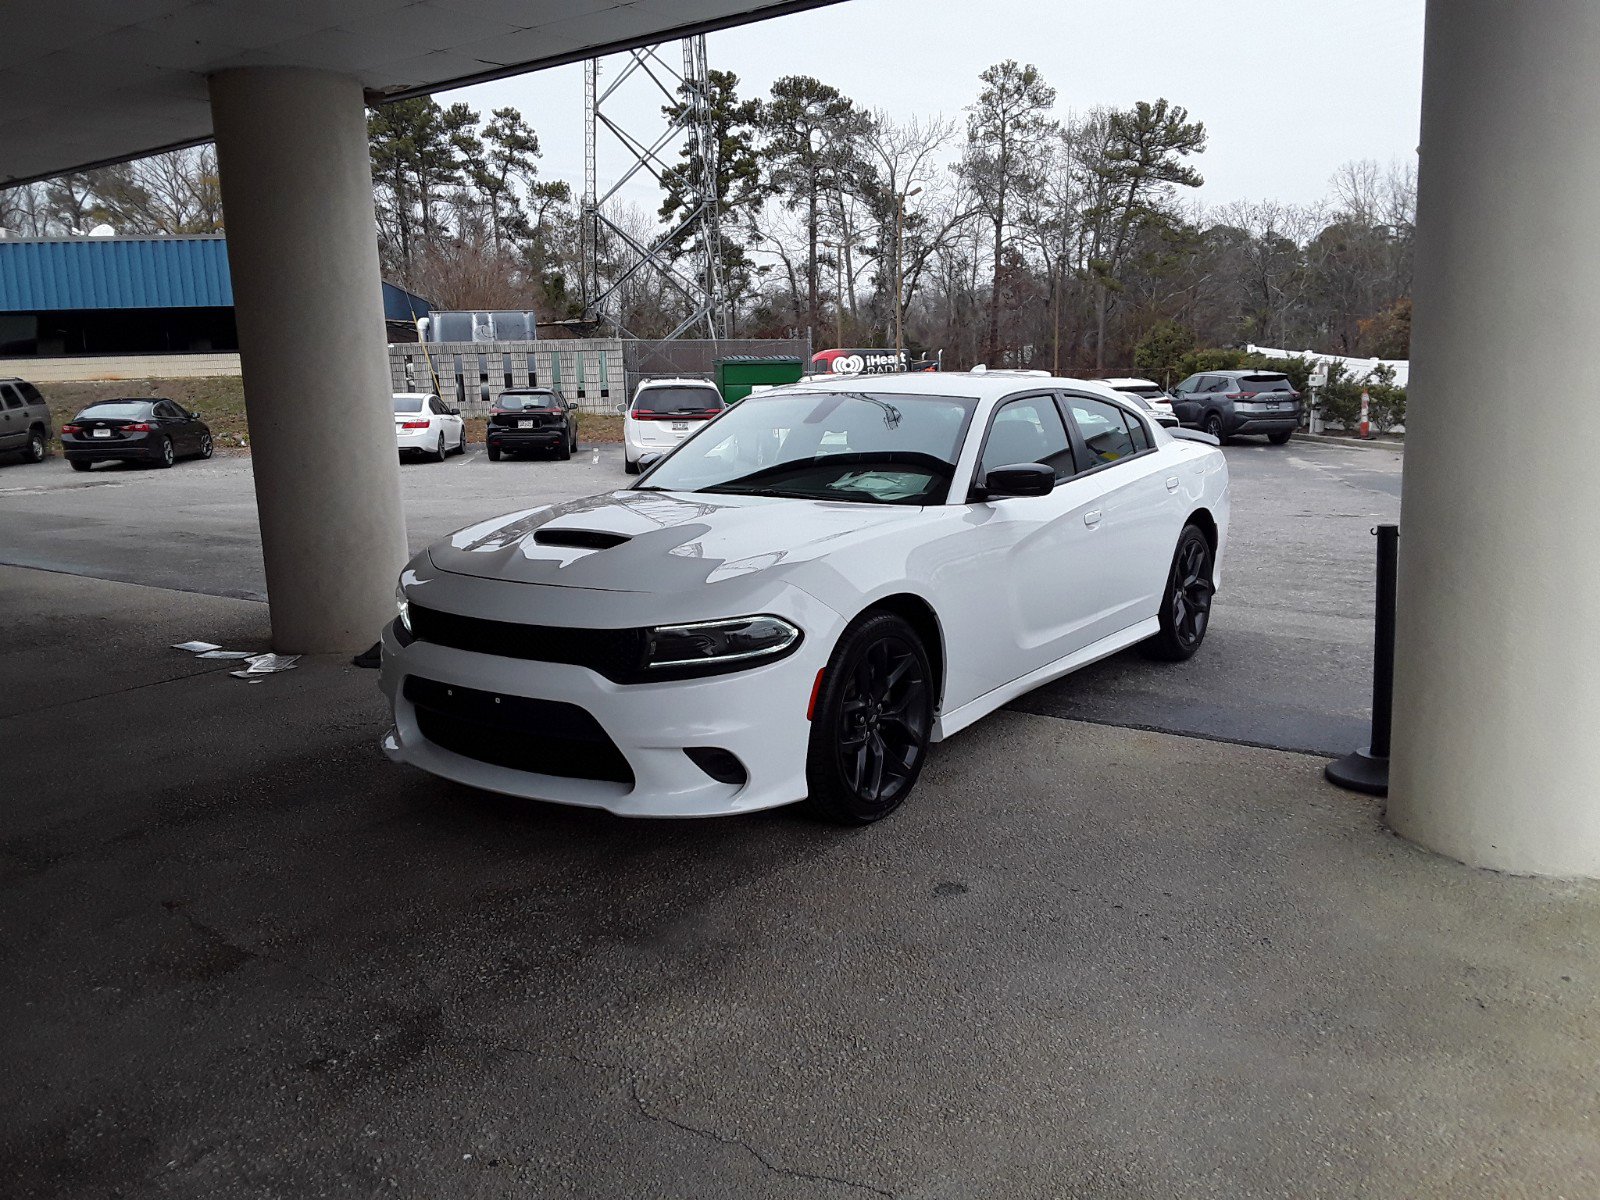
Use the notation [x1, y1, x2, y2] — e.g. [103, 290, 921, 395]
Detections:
[0, 377, 51, 464]
[1169, 370, 1301, 445]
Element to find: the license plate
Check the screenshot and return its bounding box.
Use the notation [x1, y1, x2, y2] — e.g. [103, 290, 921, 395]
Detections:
[518, 420, 533, 429]
[93, 428, 111, 438]
[672, 421, 689, 431]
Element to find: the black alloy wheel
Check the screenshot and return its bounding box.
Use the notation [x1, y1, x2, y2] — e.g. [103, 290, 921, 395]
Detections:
[805, 612, 934, 824]
[155, 436, 175, 468]
[25, 428, 45, 463]
[432, 434, 447, 463]
[1142, 524, 1215, 662]
[198, 432, 214, 459]
[1204, 411, 1227, 443]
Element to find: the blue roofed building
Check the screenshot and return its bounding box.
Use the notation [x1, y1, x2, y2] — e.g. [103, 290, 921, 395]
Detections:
[0, 234, 430, 357]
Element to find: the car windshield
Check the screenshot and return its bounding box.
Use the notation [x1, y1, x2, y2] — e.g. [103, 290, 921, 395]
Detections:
[1118, 393, 1157, 412]
[633, 385, 723, 415]
[393, 396, 427, 413]
[1118, 386, 1168, 401]
[1239, 374, 1293, 392]
[77, 402, 152, 419]
[638, 390, 976, 505]
[497, 392, 560, 410]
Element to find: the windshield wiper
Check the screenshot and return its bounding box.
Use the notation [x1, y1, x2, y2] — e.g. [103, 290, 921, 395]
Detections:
[698, 484, 817, 499]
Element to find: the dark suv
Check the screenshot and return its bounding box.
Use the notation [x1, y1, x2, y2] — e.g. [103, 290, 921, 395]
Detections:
[0, 377, 51, 464]
[486, 388, 579, 461]
[1169, 370, 1301, 444]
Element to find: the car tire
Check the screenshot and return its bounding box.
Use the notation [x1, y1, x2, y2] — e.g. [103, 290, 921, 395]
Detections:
[624, 456, 640, 475]
[803, 611, 935, 825]
[70, 459, 92, 472]
[198, 432, 214, 459]
[1141, 524, 1216, 663]
[24, 427, 46, 463]
[454, 428, 467, 455]
[1204, 411, 1229, 444]
[155, 436, 175, 468]
[1268, 430, 1292, 445]
[556, 431, 571, 460]
[487, 444, 501, 462]
[429, 434, 446, 463]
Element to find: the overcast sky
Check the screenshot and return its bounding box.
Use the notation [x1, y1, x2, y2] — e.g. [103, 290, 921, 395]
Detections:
[450, 0, 1424, 215]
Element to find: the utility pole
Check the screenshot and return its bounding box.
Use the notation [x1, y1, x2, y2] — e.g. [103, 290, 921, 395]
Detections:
[895, 185, 922, 361]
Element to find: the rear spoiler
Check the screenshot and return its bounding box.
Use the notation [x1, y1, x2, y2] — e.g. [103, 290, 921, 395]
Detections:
[1169, 428, 1220, 447]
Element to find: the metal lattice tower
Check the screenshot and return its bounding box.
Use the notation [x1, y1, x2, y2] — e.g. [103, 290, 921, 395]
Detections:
[581, 36, 725, 340]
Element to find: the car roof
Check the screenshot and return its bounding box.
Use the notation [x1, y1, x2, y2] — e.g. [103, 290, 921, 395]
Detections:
[768, 369, 1140, 406]
[635, 377, 717, 388]
[1102, 377, 1161, 388]
[1208, 369, 1289, 378]
[392, 391, 435, 399]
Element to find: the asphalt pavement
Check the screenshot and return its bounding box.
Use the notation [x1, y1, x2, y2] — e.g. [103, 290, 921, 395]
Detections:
[3, 565, 1595, 1199]
[0, 436, 1403, 755]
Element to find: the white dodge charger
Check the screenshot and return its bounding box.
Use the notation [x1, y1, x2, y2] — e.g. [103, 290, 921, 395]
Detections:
[381, 372, 1230, 823]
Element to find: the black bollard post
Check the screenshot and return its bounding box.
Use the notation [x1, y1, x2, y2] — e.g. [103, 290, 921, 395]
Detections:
[1325, 524, 1399, 795]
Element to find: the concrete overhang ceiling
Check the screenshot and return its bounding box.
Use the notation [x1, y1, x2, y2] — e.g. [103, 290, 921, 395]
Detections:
[1, 0, 840, 186]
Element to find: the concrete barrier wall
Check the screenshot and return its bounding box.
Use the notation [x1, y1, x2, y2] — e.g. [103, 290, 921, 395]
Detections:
[390, 340, 627, 414]
[0, 352, 242, 382]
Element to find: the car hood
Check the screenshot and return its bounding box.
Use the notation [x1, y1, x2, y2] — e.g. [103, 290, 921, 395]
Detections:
[427, 489, 925, 593]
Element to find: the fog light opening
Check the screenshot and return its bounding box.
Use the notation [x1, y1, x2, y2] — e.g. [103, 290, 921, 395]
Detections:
[685, 747, 748, 787]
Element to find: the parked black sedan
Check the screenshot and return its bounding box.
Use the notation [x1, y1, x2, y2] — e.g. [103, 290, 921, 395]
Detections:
[486, 388, 579, 461]
[61, 399, 214, 470]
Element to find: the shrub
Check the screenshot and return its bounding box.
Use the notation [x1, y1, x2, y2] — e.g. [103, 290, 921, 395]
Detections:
[1176, 347, 1247, 378]
[1132, 320, 1197, 386]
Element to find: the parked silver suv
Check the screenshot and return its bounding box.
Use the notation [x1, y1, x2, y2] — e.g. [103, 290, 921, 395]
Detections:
[1169, 370, 1301, 445]
[0, 377, 51, 464]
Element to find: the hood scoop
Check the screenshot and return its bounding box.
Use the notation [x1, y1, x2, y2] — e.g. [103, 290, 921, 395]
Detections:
[532, 528, 632, 551]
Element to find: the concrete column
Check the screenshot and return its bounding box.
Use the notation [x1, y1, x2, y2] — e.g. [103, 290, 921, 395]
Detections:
[1388, 1, 1600, 876]
[208, 68, 406, 653]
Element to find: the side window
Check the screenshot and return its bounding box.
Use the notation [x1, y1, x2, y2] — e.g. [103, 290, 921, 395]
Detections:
[1065, 395, 1139, 466]
[1205, 377, 1230, 393]
[18, 382, 44, 406]
[980, 395, 1076, 481]
[153, 400, 180, 419]
[1125, 410, 1152, 453]
[0, 385, 22, 410]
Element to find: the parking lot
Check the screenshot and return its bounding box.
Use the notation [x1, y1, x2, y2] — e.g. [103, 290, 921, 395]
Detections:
[6, 437, 1599, 1198]
[0, 437, 1401, 754]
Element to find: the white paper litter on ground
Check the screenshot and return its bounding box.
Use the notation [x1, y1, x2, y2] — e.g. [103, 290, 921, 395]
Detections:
[197, 650, 256, 660]
[172, 641, 221, 653]
[228, 653, 300, 678]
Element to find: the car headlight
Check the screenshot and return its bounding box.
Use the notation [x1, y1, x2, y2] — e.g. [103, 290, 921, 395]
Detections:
[395, 582, 411, 634]
[644, 615, 800, 671]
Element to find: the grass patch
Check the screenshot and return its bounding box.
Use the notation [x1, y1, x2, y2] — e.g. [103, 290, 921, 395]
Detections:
[41, 378, 623, 452]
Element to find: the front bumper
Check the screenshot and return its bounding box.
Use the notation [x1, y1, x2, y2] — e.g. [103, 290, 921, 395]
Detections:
[379, 587, 842, 817]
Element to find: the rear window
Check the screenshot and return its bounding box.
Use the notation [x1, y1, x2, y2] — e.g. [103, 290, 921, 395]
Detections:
[392, 396, 426, 413]
[77, 401, 153, 419]
[632, 385, 724, 415]
[1239, 374, 1294, 392]
[497, 392, 560, 411]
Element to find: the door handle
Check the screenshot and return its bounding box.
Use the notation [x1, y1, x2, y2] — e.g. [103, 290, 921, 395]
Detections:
[1084, 509, 1102, 529]
[1165, 477, 1180, 492]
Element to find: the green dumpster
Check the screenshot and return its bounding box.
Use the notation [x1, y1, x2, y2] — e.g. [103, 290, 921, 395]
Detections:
[714, 355, 804, 404]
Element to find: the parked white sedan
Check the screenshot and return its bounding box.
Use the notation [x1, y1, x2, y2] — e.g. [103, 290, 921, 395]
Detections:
[393, 392, 467, 462]
[620, 376, 725, 473]
[381, 372, 1229, 823]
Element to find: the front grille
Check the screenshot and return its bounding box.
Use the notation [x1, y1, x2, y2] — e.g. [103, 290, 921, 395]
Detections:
[404, 676, 634, 784]
[408, 605, 647, 682]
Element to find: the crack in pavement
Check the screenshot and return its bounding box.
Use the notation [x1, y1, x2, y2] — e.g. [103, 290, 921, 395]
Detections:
[520, 1051, 895, 1198]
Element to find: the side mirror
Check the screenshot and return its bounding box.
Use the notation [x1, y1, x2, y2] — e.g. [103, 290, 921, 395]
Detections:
[615, 402, 628, 416]
[448, 406, 461, 416]
[638, 451, 664, 471]
[977, 462, 1054, 500]
[188, 410, 201, 419]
